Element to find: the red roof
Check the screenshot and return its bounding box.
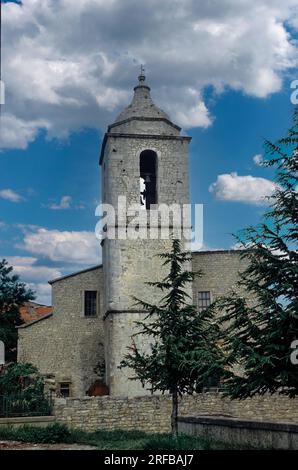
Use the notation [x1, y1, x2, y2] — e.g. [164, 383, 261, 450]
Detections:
[19, 301, 53, 324]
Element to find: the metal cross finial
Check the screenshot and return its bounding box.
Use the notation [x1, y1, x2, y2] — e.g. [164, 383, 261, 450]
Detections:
[140, 64, 145, 75]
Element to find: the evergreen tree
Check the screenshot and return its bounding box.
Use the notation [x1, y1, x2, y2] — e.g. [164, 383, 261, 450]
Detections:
[120, 239, 225, 435]
[0, 259, 34, 362]
[218, 109, 298, 399]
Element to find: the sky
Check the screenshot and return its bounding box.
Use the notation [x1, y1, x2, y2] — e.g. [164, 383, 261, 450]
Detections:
[0, 0, 297, 305]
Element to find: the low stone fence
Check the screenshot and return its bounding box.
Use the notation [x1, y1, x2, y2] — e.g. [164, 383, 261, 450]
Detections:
[178, 415, 298, 450]
[54, 392, 298, 433]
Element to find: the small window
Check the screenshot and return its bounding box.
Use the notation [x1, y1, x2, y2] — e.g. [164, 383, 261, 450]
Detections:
[84, 291, 97, 317]
[198, 291, 211, 312]
[59, 382, 70, 398]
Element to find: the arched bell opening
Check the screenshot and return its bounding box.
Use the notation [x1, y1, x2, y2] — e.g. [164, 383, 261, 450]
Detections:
[139, 150, 157, 210]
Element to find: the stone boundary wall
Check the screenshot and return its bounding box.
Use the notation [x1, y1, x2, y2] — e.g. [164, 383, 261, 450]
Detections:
[54, 392, 298, 433]
[178, 416, 298, 450]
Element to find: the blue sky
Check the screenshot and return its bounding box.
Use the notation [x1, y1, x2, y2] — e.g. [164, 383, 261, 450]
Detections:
[0, 0, 297, 304]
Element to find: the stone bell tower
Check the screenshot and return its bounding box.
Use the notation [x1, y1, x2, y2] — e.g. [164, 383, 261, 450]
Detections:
[99, 71, 192, 397]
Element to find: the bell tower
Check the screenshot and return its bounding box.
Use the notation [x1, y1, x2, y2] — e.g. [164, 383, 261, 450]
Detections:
[100, 72, 192, 396]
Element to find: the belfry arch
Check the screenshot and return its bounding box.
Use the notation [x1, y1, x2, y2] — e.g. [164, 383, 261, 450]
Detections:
[139, 150, 157, 210]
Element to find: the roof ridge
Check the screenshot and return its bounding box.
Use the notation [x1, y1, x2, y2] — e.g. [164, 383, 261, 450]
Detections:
[49, 264, 102, 284]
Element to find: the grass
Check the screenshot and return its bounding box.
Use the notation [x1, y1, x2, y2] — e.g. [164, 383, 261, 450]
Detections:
[0, 423, 258, 450]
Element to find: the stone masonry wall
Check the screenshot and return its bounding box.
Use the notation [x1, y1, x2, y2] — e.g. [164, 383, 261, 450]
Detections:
[102, 136, 190, 223]
[104, 249, 248, 397]
[17, 250, 249, 399]
[54, 393, 298, 433]
[102, 122, 191, 398]
[192, 249, 249, 305]
[18, 266, 105, 397]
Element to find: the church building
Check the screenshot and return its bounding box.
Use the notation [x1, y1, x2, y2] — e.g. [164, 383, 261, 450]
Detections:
[17, 73, 247, 398]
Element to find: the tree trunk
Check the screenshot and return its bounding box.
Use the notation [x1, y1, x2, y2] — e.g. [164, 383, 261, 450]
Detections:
[171, 388, 178, 437]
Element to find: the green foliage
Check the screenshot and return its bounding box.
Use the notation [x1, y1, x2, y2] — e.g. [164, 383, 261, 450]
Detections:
[0, 363, 51, 417]
[0, 423, 70, 444]
[217, 108, 298, 399]
[0, 362, 44, 396]
[121, 240, 225, 394]
[143, 433, 209, 450]
[0, 259, 34, 362]
[120, 239, 225, 434]
[0, 426, 261, 450]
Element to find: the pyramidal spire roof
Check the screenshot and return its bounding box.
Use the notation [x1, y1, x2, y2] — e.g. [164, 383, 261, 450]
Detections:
[113, 70, 171, 123]
[100, 70, 188, 164]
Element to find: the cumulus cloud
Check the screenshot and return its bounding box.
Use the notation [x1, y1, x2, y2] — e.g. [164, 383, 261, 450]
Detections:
[2, 227, 101, 304]
[45, 196, 85, 210]
[5, 256, 62, 283]
[188, 241, 225, 252]
[0, 188, 23, 202]
[0, 114, 45, 150]
[1, 0, 297, 149]
[48, 195, 72, 210]
[209, 172, 277, 204]
[253, 154, 264, 166]
[18, 227, 101, 265]
[2, 256, 63, 305]
[26, 282, 52, 306]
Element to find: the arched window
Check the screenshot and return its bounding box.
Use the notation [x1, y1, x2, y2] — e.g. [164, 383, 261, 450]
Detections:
[140, 150, 157, 210]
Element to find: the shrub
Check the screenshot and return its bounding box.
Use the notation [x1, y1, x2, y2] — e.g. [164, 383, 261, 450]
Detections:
[0, 426, 15, 441]
[0, 363, 44, 396]
[0, 423, 71, 444]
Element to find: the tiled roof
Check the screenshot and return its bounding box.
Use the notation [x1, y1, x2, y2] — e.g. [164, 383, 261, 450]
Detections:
[113, 73, 171, 125]
[19, 301, 53, 325]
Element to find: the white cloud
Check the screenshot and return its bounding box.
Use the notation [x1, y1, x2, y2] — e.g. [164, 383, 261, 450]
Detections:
[75, 203, 86, 210]
[2, 256, 62, 306]
[0, 188, 23, 203]
[1, 0, 297, 149]
[19, 227, 101, 265]
[188, 241, 225, 252]
[209, 172, 277, 204]
[2, 228, 101, 305]
[48, 195, 72, 210]
[27, 282, 52, 306]
[231, 242, 293, 261]
[167, 89, 212, 129]
[45, 196, 85, 210]
[5, 256, 37, 267]
[231, 242, 249, 250]
[0, 114, 45, 150]
[253, 154, 263, 166]
[5, 256, 62, 283]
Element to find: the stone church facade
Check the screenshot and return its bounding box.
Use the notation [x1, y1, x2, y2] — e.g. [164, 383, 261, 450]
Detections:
[17, 73, 248, 398]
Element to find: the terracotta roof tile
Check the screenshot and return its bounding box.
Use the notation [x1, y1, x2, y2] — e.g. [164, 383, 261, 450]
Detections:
[19, 301, 53, 325]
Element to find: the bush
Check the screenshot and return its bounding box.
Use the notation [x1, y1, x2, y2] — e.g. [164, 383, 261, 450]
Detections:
[0, 363, 44, 396]
[0, 423, 71, 444]
[0, 426, 259, 449]
[0, 363, 52, 417]
[0, 426, 15, 441]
